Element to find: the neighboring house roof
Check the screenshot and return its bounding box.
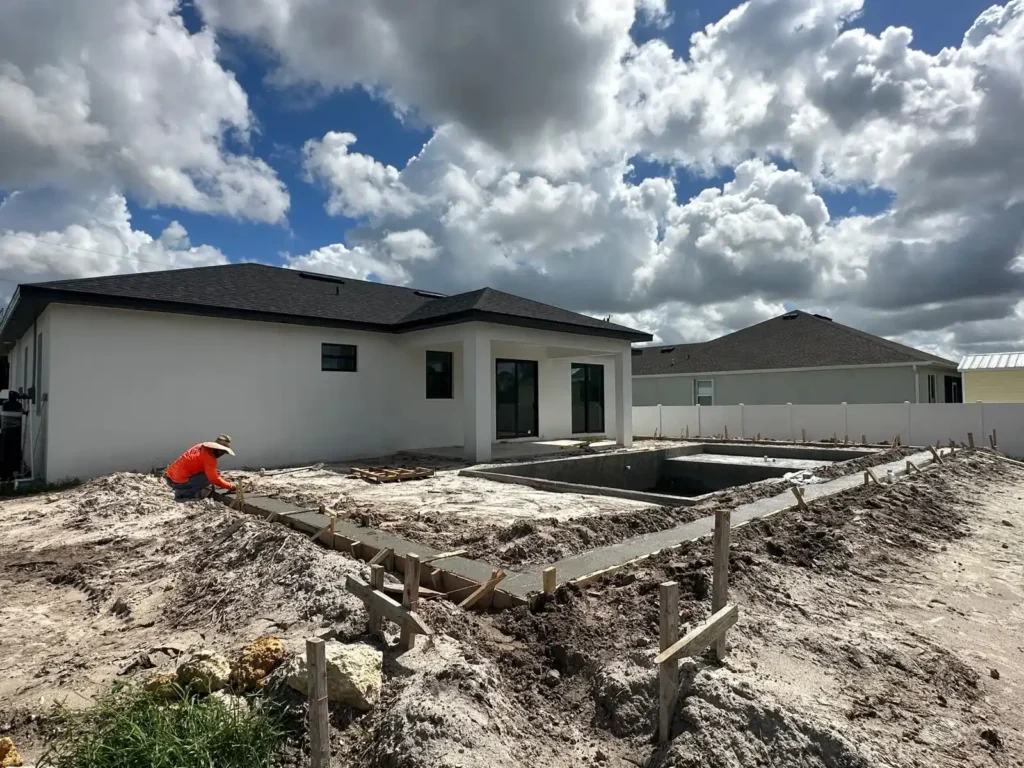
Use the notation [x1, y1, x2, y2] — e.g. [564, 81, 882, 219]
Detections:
[632, 310, 956, 376]
[959, 352, 1024, 372]
[0, 263, 650, 343]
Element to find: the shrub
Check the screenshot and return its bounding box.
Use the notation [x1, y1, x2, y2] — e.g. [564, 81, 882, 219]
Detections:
[39, 684, 287, 768]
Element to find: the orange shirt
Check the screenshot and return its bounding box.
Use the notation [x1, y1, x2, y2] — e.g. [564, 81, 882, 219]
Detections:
[166, 444, 233, 490]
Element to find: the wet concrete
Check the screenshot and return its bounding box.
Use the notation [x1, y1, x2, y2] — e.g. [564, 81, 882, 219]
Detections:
[501, 448, 947, 598]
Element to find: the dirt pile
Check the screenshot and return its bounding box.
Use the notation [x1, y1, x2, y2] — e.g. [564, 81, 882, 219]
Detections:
[51, 472, 217, 527]
[654, 662, 873, 768]
[168, 511, 365, 632]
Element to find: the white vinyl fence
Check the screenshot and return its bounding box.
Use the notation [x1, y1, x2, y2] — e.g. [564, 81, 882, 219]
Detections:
[634, 402, 1024, 457]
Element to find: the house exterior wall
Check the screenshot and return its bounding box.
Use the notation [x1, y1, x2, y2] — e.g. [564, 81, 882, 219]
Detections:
[633, 365, 924, 406]
[8, 305, 53, 480]
[43, 304, 404, 480]
[29, 306, 630, 481]
[963, 369, 1024, 403]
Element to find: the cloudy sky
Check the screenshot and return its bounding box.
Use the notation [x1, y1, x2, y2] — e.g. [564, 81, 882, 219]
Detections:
[1, 0, 1022, 358]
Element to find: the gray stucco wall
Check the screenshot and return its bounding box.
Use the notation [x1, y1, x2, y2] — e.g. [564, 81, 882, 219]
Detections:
[633, 365, 930, 406]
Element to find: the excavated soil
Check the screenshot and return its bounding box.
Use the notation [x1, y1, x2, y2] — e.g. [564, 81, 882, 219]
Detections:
[2, 450, 1022, 768]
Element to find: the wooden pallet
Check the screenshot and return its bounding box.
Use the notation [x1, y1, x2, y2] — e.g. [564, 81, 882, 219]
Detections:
[350, 466, 434, 484]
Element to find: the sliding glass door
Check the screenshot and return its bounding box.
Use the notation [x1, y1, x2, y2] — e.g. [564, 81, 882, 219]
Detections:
[495, 359, 538, 439]
[571, 363, 605, 433]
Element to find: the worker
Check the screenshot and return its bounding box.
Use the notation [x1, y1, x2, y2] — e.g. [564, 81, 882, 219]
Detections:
[164, 434, 236, 500]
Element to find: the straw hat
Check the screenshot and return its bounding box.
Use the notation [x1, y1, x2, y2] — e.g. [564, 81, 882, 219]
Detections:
[201, 434, 235, 456]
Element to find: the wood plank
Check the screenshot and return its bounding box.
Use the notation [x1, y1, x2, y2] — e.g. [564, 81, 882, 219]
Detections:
[968, 432, 975, 449]
[654, 604, 740, 665]
[905, 460, 920, 474]
[345, 575, 432, 636]
[927, 445, 944, 464]
[368, 547, 393, 566]
[659, 582, 680, 744]
[865, 468, 881, 485]
[458, 569, 506, 609]
[400, 553, 421, 651]
[711, 509, 731, 660]
[306, 638, 330, 768]
[422, 549, 469, 564]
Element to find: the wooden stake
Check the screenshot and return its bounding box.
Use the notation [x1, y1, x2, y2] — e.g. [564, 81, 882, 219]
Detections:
[968, 432, 975, 449]
[906, 460, 920, 474]
[801, 428, 806, 442]
[400, 553, 421, 652]
[368, 565, 384, 635]
[306, 638, 330, 768]
[927, 445, 944, 464]
[861, 434, 867, 445]
[844, 434, 848, 444]
[791, 486, 808, 511]
[542, 567, 557, 595]
[658, 582, 680, 744]
[712, 508, 731, 660]
[865, 468, 881, 485]
[345, 576, 432, 636]
[685, 425, 690, 439]
[724, 425, 729, 440]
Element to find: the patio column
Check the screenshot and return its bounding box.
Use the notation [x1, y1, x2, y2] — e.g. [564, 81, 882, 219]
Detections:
[614, 348, 633, 447]
[463, 329, 492, 463]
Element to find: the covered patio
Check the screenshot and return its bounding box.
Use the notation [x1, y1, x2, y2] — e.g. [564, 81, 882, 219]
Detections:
[396, 320, 635, 463]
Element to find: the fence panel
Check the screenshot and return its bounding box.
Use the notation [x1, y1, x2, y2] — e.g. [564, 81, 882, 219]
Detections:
[633, 406, 661, 437]
[791, 405, 847, 442]
[741, 404, 792, 440]
[980, 403, 1024, 456]
[661, 406, 700, 438]
[698, 405, 743, 438]
[846, 403, 909, 444]
[909, 403, 983, 447]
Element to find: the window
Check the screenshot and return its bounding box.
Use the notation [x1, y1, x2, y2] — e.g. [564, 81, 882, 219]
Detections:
[571, 363, 604, 433]
[321, 343, 357, 372]
[927, 374, 936, 403]
[695, 379, 714, 406]
[426, 350, 453, 399]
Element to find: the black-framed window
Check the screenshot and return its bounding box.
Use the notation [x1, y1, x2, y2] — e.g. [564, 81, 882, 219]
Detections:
[321, 343, 357, 372]
[426, 350, 453, 399]
[571, 363, 605, 434]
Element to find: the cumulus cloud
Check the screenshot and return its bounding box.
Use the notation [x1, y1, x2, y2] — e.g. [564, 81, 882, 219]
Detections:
[0, 0, 289, 222]
[0, 188, 228, 303]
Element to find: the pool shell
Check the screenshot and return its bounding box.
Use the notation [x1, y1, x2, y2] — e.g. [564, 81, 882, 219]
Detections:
[460, 442, 879, 505]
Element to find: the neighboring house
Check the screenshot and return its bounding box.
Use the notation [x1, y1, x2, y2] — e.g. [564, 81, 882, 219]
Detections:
[0, 264, 650, 482]
[958, 353, 1024, 403]
[633, 311, 961, 407]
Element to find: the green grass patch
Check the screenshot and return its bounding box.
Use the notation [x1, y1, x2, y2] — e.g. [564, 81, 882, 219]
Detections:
[0, 477, 81, 497]
[39, 684, 288, 768]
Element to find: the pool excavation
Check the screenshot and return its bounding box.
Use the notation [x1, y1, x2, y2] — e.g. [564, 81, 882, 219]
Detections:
[461, 441, 880, 504]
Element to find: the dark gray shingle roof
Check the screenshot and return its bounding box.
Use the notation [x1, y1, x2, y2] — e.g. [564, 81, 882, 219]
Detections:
[632, 311, 955, 375]
[4, 263, 650, 342]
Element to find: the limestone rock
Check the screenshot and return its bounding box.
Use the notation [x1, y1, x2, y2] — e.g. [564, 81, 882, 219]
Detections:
[286, 641, 382, 711]
[177, 651, 231, 694]
[210, 689, 250, 715]
[0, 737, 22, 767]
[144, 671, 178, 699]
[231, 636, 286, 691]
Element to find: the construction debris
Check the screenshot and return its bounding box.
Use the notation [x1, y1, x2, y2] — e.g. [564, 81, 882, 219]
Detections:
[350, 466, 434, 484]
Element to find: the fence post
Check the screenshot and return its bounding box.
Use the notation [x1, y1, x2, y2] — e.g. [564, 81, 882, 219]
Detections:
[712, 508, 731, 660]
[979, 402, 985, 449]
[739, 404, 745, 439]
[787, 403, 793, 442]
[657, 403, 663, 437]
[306, 638, 331, 768]
[842, 402, 848, 442]
[905, 401, 912, 445]
[659, 582, 680, 744]
[696, 404, 702, 438]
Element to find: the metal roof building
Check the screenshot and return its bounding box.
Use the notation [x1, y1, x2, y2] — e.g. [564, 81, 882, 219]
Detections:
[958, 352, 1024, 371]
[958, 352, 1024, 402]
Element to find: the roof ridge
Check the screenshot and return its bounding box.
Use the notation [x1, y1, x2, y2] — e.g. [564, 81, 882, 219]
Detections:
[803, 312, 955, 365]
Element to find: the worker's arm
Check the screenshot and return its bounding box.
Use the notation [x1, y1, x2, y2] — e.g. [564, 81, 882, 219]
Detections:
[201, 451, 235, 491]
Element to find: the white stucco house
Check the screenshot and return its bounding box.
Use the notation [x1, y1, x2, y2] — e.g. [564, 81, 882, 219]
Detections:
[0, 264, 650, 482]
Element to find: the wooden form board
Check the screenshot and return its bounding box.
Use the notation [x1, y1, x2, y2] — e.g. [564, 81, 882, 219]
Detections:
[654, 604, 739, 665]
